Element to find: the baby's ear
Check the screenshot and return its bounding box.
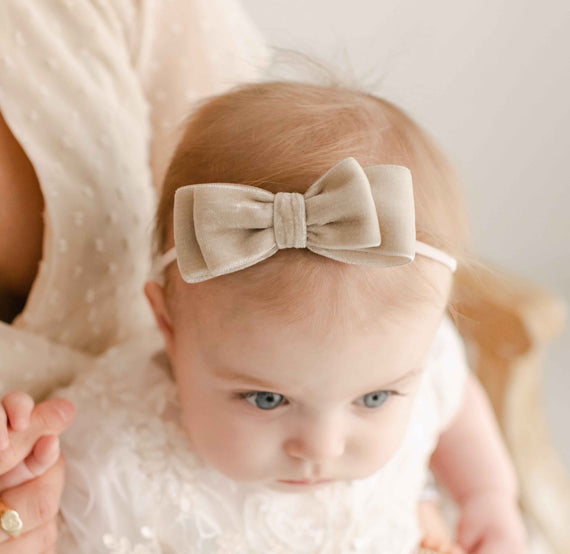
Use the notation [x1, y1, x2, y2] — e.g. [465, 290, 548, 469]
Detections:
[144, 280, 175, 359]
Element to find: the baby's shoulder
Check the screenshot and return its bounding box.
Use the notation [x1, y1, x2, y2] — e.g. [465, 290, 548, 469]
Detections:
[425, 314, 463, 359]
[54, 326, 199, 473]
[420, 313, 472, 433]
[55, 330, 211, 551]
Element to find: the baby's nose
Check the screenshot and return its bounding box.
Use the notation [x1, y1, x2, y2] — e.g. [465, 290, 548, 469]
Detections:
[284, 416, 346, 462]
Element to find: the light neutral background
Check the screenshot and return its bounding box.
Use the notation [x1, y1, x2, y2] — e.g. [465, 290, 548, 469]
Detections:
[240, 0, 570, 470]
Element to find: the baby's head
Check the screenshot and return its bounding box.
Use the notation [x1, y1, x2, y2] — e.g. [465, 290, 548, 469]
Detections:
[144, 81, 473, 490]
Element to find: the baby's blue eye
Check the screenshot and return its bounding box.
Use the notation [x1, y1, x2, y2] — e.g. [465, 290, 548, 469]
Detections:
[243, 391, 286, 410]
[356, 391, 391, 408]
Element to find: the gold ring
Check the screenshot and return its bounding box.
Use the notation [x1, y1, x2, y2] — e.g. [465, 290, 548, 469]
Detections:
[0, 499, 23, 538]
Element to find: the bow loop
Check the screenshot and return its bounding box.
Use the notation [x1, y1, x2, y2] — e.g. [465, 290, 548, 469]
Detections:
[304, 157, 382, 250]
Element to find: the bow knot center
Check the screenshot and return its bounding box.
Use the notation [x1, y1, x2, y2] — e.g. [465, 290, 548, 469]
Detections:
[273, 192, 307, 249]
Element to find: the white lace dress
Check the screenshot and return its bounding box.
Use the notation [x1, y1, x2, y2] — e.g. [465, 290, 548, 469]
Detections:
[53, 314, 470, 554]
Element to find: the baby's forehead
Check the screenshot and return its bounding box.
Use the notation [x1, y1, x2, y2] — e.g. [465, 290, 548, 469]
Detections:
[181, 295, 443, 401]
[173, 280, 444, 353]
[170, 263, 449, 342]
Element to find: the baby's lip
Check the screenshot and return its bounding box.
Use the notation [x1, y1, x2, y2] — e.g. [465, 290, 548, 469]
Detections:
[277, 479, 333, 485]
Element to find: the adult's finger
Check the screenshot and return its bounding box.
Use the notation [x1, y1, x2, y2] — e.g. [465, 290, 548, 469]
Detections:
[0, 436, 60, 491]
[0, 405, 7, 451]
[0, 399, 74, 475]
[0, 519, 57, 554]
[0, 455, 65, 544]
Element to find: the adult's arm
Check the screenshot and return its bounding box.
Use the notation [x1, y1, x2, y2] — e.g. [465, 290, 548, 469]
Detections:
[0, 110, 44, 319]
[0, 0, 269, 320]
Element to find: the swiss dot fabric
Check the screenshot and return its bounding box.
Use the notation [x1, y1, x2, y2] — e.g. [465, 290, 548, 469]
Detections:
[0, 0, 269, 399]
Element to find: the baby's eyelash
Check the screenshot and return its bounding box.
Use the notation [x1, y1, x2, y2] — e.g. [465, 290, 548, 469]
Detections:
[234, 391, 407, 402]
[235, 391, 290, 407]
[356, 390, 406, 401]
[235, 391, 288, 400]
[235, 391, 260, 399]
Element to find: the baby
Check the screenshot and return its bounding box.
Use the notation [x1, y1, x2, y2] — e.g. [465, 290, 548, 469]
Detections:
[1, 80, 527, 553]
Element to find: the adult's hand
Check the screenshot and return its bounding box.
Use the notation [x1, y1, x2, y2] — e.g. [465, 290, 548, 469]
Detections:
[0, 396, 75, 552]
[0, 456, 66, 553]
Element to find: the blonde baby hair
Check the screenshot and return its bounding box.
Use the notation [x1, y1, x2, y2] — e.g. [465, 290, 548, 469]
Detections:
[152, 78, 477, 335]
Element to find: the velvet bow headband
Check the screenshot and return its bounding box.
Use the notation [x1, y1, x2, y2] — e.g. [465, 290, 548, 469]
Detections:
[155, 157, 457, 283]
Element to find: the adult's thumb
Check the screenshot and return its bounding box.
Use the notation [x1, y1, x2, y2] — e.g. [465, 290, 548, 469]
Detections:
[32, 398, 76, 435]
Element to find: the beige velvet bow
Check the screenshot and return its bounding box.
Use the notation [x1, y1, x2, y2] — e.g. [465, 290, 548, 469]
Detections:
[159, 157, 457, 283]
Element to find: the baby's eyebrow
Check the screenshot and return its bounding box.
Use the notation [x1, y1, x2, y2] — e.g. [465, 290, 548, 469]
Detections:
[212, 365, 423, 391]
[379, 366, 424, 389]
[212, 366, 280, 390]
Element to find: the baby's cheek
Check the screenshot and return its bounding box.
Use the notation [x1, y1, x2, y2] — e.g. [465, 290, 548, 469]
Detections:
[181, 402, 277, 481]
[354, 403, 414, 477]
[213, 425, 273, 480]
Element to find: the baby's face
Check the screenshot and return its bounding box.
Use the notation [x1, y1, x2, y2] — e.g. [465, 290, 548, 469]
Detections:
[146, 263, 451, 492]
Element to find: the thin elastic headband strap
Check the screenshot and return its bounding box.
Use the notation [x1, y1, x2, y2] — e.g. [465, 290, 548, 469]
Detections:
[153, 240, 457, 279]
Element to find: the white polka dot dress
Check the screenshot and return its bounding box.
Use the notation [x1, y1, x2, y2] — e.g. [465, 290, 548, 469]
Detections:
[0, 0, 270, 399]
